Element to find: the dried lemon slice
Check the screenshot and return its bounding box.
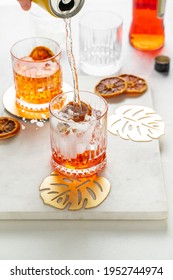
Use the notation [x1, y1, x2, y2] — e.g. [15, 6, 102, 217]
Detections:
[94, 77, 127, 98]
[0, 117, 20, 140]
[119, 74, 147, 95]
[30, 46, 55, 61]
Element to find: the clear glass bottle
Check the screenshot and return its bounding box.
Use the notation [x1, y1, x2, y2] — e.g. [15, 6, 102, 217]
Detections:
[129, 0, 166, 51]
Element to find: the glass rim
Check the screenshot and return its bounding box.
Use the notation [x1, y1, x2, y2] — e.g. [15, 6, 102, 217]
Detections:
[49, 90, 108, 122]
[10, 36, 62, 62]
[79, 10, 123, 29]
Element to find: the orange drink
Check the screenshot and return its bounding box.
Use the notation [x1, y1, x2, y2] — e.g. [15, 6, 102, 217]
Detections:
[129, 0, 165, 51]
[11, 37, 62, 114]
[50, 91, 108, 178]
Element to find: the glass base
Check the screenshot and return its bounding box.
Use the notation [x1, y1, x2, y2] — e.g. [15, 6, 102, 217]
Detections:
[52, 158, 107, 178]
[16, 98, 49, 112]
[129, 35, 164, 51]
[80, 60, 122, 77]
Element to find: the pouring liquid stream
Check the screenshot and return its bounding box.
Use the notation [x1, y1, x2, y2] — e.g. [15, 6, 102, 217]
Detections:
[64, 18, 80, 105]
[63, 18, 92, 122]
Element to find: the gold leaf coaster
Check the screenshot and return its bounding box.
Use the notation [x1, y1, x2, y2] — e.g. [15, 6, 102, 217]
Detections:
[108, 105, 165, 142]
[40, 172, 111, 211]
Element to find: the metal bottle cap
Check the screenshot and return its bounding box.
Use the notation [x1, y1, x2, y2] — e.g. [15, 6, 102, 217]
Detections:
[50, 0, 85, 18]
[154, 55, 170, 73]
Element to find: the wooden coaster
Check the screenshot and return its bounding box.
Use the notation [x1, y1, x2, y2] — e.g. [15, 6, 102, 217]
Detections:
[40, 172, 111, 211]
[108, 105, 165, 142]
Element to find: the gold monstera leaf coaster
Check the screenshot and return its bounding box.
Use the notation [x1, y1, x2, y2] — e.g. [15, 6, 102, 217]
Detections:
[40, 172, 111, 211]
[108, 105, 165, 142]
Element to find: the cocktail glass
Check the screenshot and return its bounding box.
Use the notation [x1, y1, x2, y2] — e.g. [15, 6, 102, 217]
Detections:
[50, 90, 108, 177]
[10, 37, 62, 116]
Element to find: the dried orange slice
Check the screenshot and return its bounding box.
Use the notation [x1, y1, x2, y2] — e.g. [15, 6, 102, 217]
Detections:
[0, 117, 20, 140]
[119, 74, 147, 95]
[94, 77, 127, 98]
[30, 46, 55, 61]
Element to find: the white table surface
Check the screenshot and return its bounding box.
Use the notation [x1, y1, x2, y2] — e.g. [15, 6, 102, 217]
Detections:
[0, 0, 173, 260]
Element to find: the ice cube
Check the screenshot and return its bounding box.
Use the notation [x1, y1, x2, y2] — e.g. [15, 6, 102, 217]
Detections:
[57, 122, 70, 134]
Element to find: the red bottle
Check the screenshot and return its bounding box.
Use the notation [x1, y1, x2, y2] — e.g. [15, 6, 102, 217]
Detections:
[129, 0, 166, 51]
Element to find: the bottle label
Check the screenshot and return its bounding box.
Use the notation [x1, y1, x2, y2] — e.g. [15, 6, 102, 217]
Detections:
[157, 0, 166, 18]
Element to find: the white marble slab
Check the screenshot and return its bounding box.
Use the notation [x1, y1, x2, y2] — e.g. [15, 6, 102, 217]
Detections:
[0, 76, 168, 220]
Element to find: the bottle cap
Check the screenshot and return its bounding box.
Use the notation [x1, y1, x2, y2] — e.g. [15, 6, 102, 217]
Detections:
[154, 55, 170, 72]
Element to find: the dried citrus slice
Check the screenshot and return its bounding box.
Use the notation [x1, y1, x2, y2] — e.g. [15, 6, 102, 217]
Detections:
[29, 46, 55, 61]
[119, 74, 147, 94]
[0, 117, 20, 140]
[94, 77, 127, 98]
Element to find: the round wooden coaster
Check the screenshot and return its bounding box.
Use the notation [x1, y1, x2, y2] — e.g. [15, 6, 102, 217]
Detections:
[3, 83, 72, 120]
[40, 172, 111, 211]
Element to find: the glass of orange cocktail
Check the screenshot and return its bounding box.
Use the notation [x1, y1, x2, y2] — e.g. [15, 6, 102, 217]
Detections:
[50, 90, 108, 178]
[10, 37, 62, 115]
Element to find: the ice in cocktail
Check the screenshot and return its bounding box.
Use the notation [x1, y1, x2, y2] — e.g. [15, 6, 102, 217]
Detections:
[50, 90, 108, 177]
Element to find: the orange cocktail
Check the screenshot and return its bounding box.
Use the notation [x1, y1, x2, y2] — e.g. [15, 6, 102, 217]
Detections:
[11, 37, 62, 114]
[50, 90, 108, 178]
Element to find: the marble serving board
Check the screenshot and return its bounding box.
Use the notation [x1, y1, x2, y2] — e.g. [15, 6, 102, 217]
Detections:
[0, 76, 168, 220]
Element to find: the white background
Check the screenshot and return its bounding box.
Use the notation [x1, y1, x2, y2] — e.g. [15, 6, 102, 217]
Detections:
[0, 0, 173, 260]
